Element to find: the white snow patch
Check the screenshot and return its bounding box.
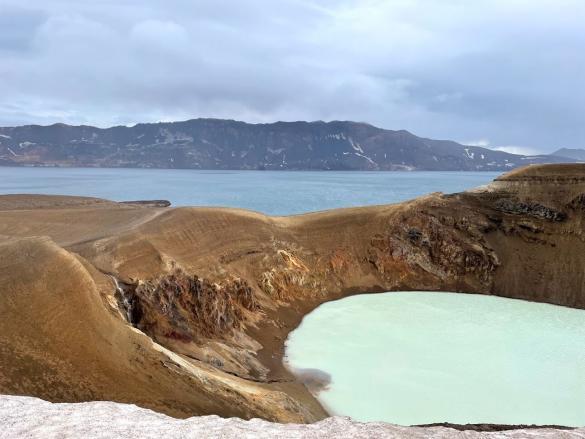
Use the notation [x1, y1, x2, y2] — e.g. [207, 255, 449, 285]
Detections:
[1, 395, 579, 439]
[324, 133, 346, 141]
[348, 137, 364, 154]
[353, 152, 376, 165]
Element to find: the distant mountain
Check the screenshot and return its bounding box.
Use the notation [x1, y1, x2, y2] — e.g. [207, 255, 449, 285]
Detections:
[0, 118, 576, 171]
[553, 148, 585, 161]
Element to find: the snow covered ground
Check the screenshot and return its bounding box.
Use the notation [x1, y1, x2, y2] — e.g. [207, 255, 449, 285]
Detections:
[0, 395, 582, 439]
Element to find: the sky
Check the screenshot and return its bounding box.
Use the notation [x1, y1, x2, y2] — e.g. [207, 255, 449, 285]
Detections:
[0, 0, 583, 154]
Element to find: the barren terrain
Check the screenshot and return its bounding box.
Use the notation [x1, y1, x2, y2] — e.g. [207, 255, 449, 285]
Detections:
[0, 164, 584, 425]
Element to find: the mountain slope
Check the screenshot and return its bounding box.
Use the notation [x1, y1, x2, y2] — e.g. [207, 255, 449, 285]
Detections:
[0, 118, 574, 171]
[553, 148, 585, 161]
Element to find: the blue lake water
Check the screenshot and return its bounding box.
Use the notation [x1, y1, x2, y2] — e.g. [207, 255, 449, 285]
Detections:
[0, 167, 498, 215]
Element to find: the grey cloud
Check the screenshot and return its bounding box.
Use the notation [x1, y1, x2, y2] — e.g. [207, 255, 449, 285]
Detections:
[0, 0, 583, 152]
[0, 7, 46, 52]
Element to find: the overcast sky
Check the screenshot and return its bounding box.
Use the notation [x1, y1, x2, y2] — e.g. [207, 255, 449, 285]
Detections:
[0, 0, 583, 153]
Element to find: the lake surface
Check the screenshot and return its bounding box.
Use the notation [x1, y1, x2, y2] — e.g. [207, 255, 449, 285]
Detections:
[0, 167, 497, 215]
[285, 292, 585, 427]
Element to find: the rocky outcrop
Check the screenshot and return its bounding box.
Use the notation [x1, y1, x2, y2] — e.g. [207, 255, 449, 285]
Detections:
[131, 268, 259, 340]
[493, 198, 567, 221]
[258, 250, 327, 301]
[368, 205, 499, 292]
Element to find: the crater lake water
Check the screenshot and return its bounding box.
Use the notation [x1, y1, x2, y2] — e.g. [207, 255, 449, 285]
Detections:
[0, 167, 498, 215]
[285, 292, 585, 427]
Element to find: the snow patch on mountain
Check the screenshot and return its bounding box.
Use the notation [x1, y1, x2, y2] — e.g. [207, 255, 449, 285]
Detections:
[354, 152, 376, 165]
[349, 137, 364, 154]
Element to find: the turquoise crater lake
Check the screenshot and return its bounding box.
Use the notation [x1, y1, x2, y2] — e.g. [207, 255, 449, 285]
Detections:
[285, 292, 585, 427]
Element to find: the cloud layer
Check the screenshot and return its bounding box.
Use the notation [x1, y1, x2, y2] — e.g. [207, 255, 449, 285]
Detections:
[0, 0, 583, 152]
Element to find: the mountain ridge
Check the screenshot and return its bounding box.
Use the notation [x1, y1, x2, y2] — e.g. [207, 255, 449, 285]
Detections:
[553, 148, 585, 161]
[0, 118, 575, 171]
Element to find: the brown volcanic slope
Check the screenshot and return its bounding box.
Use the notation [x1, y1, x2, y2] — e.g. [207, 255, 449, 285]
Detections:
[0, 164, 584, 423]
